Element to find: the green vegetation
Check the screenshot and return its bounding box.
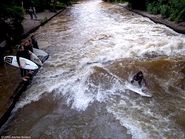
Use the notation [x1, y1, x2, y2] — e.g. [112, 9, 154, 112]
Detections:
[127, 0, 146, 10]
[130, 0, 185, 22]
[160, 4, 171, 18]
[147, 0, 185, 22]
[168, 0, 185, 22]
[104, 0, 185, 22]
[0, 1, 24, 42]
[147, 1, 161, 15]
[0, 0, 77, 43]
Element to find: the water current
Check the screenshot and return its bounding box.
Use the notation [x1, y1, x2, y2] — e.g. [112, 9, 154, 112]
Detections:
[1, 0, 185, 139]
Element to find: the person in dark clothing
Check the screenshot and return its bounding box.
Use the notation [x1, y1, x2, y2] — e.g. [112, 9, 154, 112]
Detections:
[50, 0, 57, 12]
[30, 0, 37, 19]
[5, 33, 13, 53]
[31, 35, 39, 49]
[16, 44, 31, 81]
[131, 71, 145, 87]
[27, 7, 33, 19]
[31, 6, 37, 19]
[0, 46, 5, 64]
[24, 39, 33, 52]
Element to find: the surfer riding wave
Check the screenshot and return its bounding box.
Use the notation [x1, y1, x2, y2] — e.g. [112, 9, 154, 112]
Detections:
[131, 71, 146, 87]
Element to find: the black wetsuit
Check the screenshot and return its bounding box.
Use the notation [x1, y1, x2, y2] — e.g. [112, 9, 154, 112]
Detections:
[31, 38, 39, 49]
[131, 71, 144, 87]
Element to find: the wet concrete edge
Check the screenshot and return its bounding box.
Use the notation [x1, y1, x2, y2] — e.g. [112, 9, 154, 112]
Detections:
[118, 4, 185, 34]
[131, 10, 185, 34]
[0, 9, 64, 129]
[22, 9, 65, 38]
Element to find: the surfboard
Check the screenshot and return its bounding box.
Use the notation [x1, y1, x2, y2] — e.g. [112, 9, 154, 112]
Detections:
[33, 48, 49, 60]
[4, 56, 38, 70]
[29, 51, 43, 66]
[125, 82, 152, 97]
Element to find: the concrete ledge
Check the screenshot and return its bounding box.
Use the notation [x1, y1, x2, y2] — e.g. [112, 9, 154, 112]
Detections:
[22, 9, 64, 38]
[132, 10, 185, 34]
[0, 56, 49, 129]
[0, 9, 63, 129]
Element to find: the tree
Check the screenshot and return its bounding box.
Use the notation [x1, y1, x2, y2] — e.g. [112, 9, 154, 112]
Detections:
[127, 0, 146, 10]
[0, 0, 24, 42]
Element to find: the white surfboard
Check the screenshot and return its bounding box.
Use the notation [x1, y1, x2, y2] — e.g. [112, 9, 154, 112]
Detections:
[125, 82, 152, 97]
[29, 51, 43, 66]
[4, 56, 38, 70]
[33, 48, 49, 60]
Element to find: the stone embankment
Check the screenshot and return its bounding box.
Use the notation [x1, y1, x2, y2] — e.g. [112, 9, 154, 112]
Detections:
[0, 9, 63, 128]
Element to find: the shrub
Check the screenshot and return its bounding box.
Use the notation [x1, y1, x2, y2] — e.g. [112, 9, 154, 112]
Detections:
[160, 4, 171, 17]
[146, 0, 185, 22]
[170, 8, 185, 22]
[6, 5, 24, 21]
[169, 0, 185, 22]
[127, 0, 146, 10]
[55, 2, 65, 9]
[147, 2, 160, 14]
[0, 2, 24, 42]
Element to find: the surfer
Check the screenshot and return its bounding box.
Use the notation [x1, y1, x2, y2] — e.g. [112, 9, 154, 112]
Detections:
[131, 71, 145, 87]
[16, 45, 31, 81]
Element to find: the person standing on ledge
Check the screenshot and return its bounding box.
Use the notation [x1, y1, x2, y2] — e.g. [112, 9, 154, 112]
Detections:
[31, 35, 39, 49]
[27, 7, 33, 19]
[16, 44, 31, 81]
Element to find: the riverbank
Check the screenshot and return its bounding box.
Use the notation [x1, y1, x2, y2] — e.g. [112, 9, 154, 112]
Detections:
[118, 3, 185, 34]
[0, 9, 63, 128]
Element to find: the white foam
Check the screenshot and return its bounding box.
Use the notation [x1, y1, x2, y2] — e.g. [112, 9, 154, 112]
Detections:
[107, 105, 149, 139]
[12, 2, 185, 138]
[106, 94, 185, 139]
[53, 66, 125, 111]
[14, 63, 125, 112]
[13, 85, 48, 112]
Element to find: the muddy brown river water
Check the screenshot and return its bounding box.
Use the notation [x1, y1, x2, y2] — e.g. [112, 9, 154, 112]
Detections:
[1, 0, 185, 139]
